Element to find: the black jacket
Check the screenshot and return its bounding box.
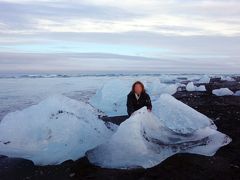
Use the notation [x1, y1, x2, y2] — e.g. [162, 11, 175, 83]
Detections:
[127, 91, 152, 116]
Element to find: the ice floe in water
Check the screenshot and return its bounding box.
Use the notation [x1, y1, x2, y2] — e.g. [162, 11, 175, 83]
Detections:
[87, 94, 231, 169]
[0, 95, 114, 165]
[212, 88, 234, 96]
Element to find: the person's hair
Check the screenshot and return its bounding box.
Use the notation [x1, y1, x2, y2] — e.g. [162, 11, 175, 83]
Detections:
[131, 81, 146, 94]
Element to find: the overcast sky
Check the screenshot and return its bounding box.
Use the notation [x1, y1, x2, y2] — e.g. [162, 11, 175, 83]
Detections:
[0, 0, 240, 74]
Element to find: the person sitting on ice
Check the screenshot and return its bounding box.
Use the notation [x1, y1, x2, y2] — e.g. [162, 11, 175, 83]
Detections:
[127, 81, 152, 116]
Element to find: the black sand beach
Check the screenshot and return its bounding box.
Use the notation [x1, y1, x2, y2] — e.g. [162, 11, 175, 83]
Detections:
[0, 77, 240, 180]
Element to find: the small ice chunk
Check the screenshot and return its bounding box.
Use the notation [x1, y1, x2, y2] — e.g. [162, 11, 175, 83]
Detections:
[0, 95, 114, 165]
[186, 82, 196, 91]
[186, 82, 206, 92]
[221, 76, 235, 81]
[212, 88, 234, 96]
[234, 90, 240, 96]
[195, 85, 206, 91]
[198, 75, 210, 84]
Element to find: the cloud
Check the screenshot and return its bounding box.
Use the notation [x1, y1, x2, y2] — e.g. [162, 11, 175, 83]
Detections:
[0, 52, 239, 74]
[1, 32, 239, 56]
[0, 0, 240, 73]
[1, 0, 240, 36]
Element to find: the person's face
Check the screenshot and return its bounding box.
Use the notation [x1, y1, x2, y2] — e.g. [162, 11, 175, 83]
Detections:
[134, 84, 143, 95]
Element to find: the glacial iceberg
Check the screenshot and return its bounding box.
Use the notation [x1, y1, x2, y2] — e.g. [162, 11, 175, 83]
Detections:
[87, 94, 231, 169]
[0, 92, 232, 169]
[152, 94, 215, 134]
[0, 95, 114, 165]
[147, 78, 162, 98]
[90, 79, 132, 116]
[212, 88, 234, 96]
[90, 79, 178, 116]
[147, 78, 178, 100]
[158, 83, 178, 96]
